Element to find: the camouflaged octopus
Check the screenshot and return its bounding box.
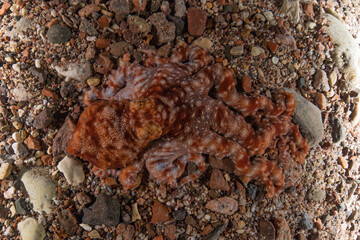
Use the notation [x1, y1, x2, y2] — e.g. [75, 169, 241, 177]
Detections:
[67, 44, 308, 197]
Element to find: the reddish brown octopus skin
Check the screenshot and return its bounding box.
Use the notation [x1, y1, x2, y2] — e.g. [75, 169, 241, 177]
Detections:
[67, 44, 308, 197]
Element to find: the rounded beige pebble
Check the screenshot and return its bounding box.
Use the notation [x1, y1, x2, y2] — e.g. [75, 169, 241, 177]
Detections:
[17, 218, 45, 240]
[0, 162, 13, 180]
[57, 156, 85, 186]
[87, 77, 100, 87]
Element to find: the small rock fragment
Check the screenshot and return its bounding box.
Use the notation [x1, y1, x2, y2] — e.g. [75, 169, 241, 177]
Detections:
[24, 136, 41, 150]
[148, 12, 176, 45]
[283, 88, 324, 148]
[314, 92, 327, 110]
[300, 212, 312, 230]
[46, 24, 72, 44]
[109, 0, 130, 16]
[79, 19, 98, 36]
[242, 75, 252, 93]
[273, 217, 291, 240]
[203, 222, 228, 240]
[9, 18, 33, 38]
[56, 210, 79, 236]
[175, 0, 186, 18]
[192, 37, 213, 50]
[15, 198, 29, 215]
[331, 117, 346, 144]
[33, 109, 53, 129]
[313, 69, 330, 92]
[187, 7, 207, 36]
[78, 4, 101, 18]
[55, 61, 92, 81]
[0, 162, 13, 180]
[82, 193, 121, 226]
[230, 45, 244, 56]
[267, 42, 279, 54]
[209, 170, 230, 191]
[52, 116, 76, 158]
[307, 187, 326, 203]
[205, 197, 238, 215]
[88, 230, 101, 239]
[131, 203, 141, 222]
[18, 218, 45, 240]
[12, 142, 28, 159]
[21, 168, 56, 214]
[172, 209, 186, 221]
[259, 219, 276, 240]
[127, 15, 151, 35]
[337, 156, 348, 169]
[280, 0, 300, 23]
[0, 2, 11, 16]
[251, 46, 265, 57]
[57, 156, 85, 186]
[275, 34, 297, 50]
[110, 42, 133, 56]
[151, 200, 171, 223]
[95, 38, 110, 49]
[164, 224, 176, 240]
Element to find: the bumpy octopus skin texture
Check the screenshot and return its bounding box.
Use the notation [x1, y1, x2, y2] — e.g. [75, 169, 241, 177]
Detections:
[67, 44, 308, 197]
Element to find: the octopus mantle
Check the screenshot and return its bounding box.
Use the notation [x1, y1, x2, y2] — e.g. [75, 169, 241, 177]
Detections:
[67, 45, 308, 197]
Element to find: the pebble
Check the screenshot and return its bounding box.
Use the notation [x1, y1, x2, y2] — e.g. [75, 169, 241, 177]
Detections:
[148, 12, 175, 45]
[331, 117, 346, 144]
[307, 187, 326, 203]
[55, 61, 92, 81]
[109, 0, 130, 16]
[131, 203, 141, 222]
[33, 109, 53, 129]
[251, 46, 265, 57]
[328, 69, 338, 86]
[95, 38, 110, 49]
[275, 34, 297, 50]
[283, 88, 324, 148]
[46, 24, 72, 44]
[203, 222, 228, 240]
[128, 15, 151, 35]
[76, 192, 92, 207]
[209, 170, 230, 191]
[0, 2, 11, 16]
[12, 142, 28, 159]
[267, 42, 279, 54]
[15, 198, 28, 215]
[11, 84, 33, 101]
[17, 218, 45, 240]
[52, 116, 76, 158]
[205, 197, 238, 215]
[280, 0, 300, 23]
[12, 63, 21, 72]
[24, 136, 41, 150]
[0, 162, 13, 180]
[87, 77, 100, 87]
[172, 208, 186, 221]
[21, 168, 56, 214]
[230, 45, 244, 56]
[187, 7, 207, 36]
[79, 19, 98, 36]
[88, 230, 101, 239]
[79, 223, 92, 231]
[337, 156, 348, 169]
[192, 37, 213, 50]
[306, 21, 316, 30]
[82, 193, 121, 226]
[242, 75, 252, 93]
[78, 4, 101, 18]
[164, 224, 176, 240]
[57, 156, 85, 186]
[9, 18, 33, 38]
[263, 11, 274, 21]
[271, 56, 279, 64]
[56, 210, 79, 236]
[273, 217, 291, 240]
[151, 200, 171, 223]
[4, 186, 16, 199]
[259, 219, 276, 240]
[175, 0, 186, 18]
[314, 92, 327, 110]
[12, 131, 26, 142]
[110, 42, 133, 56]
[300, 212, 312, 230]
[313, 69, 330, 92]
[255, 13, 266, 22]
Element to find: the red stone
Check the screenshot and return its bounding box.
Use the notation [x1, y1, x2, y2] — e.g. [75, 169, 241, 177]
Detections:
[187, 7, 207, 36]
[95, 38, 110, 49]
[41, 88, 59, 101]
[151, 200, 171, 223]
[98, 16, 109, 29]
[0, 2, 11, 16]
[209, 170, 230, 191]
[24, 136, 41, 150]
[267, 41, 279, 54]
[242, 75, 252, 93]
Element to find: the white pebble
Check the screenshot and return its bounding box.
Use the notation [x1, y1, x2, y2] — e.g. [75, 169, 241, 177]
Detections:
[0, 162, 13, 180]
[57, 156, 85, 186]
[18, 218, 45, 240]
[35, 59, 41, 68]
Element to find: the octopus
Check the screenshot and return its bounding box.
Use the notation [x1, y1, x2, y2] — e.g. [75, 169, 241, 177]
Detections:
[67, 44, 308, 197]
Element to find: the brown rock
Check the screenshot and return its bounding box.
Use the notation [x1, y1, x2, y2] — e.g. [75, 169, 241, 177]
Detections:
[242, 75, 252, 93]
[259, 219, 276, 240]
[98, 16, 110, 29]
[56, 210, 79, 236]
[209, 156, 234, 173]
[205, 197, 238, 215]
[209, 170, 230, 191]
[24, 136, 41, 150]
[85, 43, 96, 60]
[52, 116, 76, 158]
[78, 4, 101, 18]
[313, 69, 330, 92]
[151, 200, 170, 223]
[41, 88, 58, 101]
[274, 217, 291, 240]
[148, 12, 176, 45]
[275, 34, 297, 50]
[76, 192, 92, 207]
[164, 224, 176, 240]
[187, 7, 207, 36]
[314, 92, 327, 110]
[95, 53, 113, 74]
[123, 225, 135, 240]
[337, 156, 348, 169]
[95, 38, 110, 49]
[33, 109, 53, 129]
[303, 3, 314, 18]
[0, 2, 11, 16]
[110, 42, 133, 56]
[267, 41, 279, 54]
[127, 15, 151, 35]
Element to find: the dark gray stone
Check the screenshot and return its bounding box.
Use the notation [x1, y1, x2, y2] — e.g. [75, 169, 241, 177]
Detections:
[172, 209, 186, 221]
[82, 193, 121, 226]
[283, 88, 324, 148]
[15, 198, 29, 215]
[46, 24, 71, 44]
[300, 212, 312, 230]
[331, 116, 346, 144]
